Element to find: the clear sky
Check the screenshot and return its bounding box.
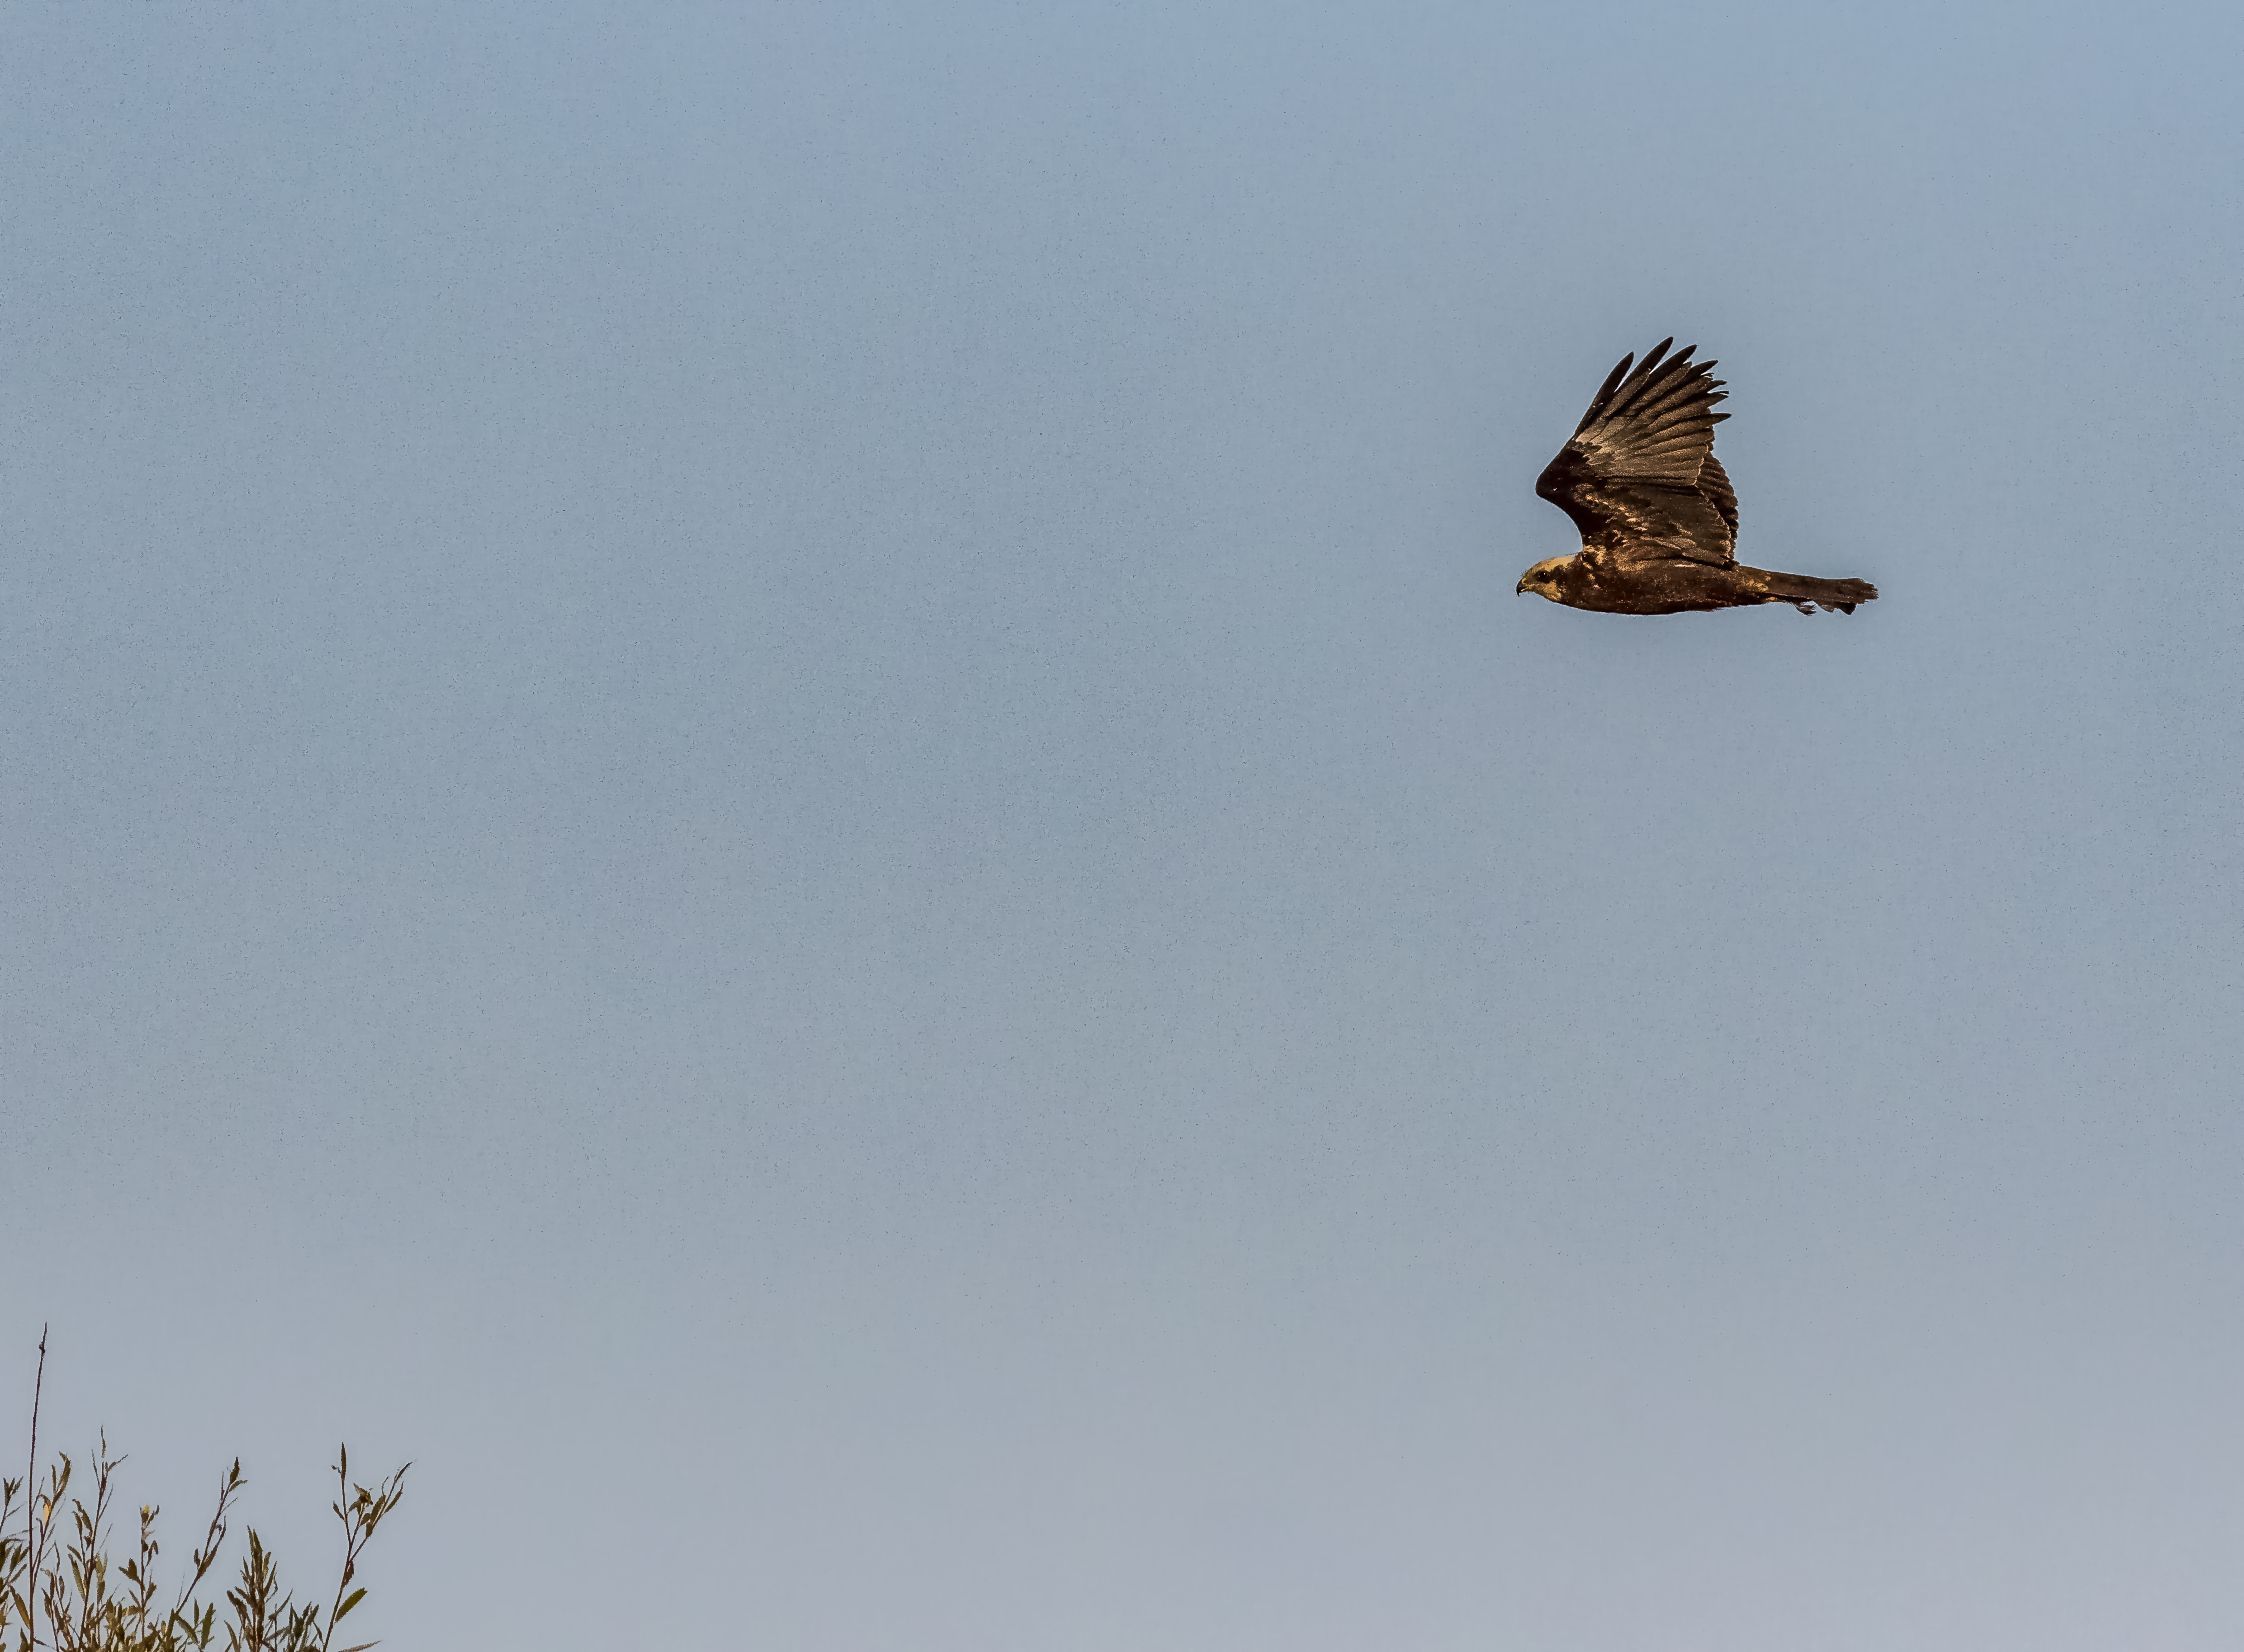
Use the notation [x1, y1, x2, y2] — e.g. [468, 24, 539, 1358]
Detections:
[5, 3, 2240, 1647]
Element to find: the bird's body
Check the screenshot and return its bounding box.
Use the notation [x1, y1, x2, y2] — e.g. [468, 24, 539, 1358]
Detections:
[1518, 340, 1877, 616]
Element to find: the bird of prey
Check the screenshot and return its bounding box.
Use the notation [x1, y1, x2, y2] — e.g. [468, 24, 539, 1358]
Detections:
[1517, 340, 1878, 615]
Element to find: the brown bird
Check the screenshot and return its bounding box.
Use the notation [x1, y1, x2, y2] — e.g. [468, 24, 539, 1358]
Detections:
[1518, 340, 1878, 615]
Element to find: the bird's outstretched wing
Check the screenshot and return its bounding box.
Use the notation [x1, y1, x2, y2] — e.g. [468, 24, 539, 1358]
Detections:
[1534, 339, 1736, 568]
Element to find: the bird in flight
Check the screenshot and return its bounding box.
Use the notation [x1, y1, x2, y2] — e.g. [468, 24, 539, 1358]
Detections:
[1518, 340, 1878, 615]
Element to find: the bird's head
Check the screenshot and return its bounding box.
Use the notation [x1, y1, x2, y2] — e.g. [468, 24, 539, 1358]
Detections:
[1516, 556, 1574, 602]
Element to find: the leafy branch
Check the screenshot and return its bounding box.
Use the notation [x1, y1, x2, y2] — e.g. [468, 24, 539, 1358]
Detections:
[4, 1340, 407, 1652]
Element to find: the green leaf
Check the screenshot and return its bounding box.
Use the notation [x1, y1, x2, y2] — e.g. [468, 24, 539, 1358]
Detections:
[335, 1588, 367, 1620]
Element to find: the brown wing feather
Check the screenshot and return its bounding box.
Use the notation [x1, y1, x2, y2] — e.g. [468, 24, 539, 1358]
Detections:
[1697, 452, 1739, 547]
[1534, 339, 1737, 568]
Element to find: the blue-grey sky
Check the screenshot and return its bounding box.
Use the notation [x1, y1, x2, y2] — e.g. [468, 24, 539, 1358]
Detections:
[5, 3, 2241, 1647]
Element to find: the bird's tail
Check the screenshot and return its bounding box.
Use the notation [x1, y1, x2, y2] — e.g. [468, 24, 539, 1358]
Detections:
[1754, 571, 1879, 615]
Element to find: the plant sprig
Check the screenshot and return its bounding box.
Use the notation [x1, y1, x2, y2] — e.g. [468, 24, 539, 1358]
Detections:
[6, 1340, 407, 1652]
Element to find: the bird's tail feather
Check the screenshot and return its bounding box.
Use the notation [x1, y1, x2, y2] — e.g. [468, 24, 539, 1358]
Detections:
[1758, 572, 1878, 615]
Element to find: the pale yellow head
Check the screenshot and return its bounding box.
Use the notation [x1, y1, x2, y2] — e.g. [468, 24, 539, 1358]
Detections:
[1515, 555, 1574, 602]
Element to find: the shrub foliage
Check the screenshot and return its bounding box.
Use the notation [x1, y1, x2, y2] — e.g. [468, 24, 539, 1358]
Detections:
[4, 1339, 407, 1652]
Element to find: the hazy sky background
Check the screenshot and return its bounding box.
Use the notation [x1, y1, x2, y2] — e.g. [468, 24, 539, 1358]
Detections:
[5, 2, 2241, 1647]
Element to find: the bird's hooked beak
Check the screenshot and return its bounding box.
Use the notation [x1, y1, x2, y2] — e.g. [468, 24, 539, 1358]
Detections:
[1515, 575, 1529, 596]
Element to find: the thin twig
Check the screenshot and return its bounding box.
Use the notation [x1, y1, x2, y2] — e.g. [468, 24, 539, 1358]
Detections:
[319, 1446, 350, 1652]
[173, 1462, 242, 1624]
[25, 1326, 46, 1652]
